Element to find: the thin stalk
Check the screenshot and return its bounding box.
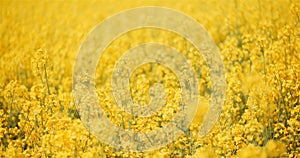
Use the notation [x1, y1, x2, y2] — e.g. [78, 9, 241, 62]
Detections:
[44, 63, 51, 95]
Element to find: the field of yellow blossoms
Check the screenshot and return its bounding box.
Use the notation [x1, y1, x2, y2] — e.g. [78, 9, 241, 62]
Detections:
[1, 0, 300, 157]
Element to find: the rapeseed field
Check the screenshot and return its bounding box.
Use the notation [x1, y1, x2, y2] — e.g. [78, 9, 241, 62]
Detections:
[0, 0, 299, 157]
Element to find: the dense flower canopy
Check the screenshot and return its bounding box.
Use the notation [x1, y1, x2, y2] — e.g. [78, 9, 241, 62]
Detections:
[0, 0, 299, 157]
